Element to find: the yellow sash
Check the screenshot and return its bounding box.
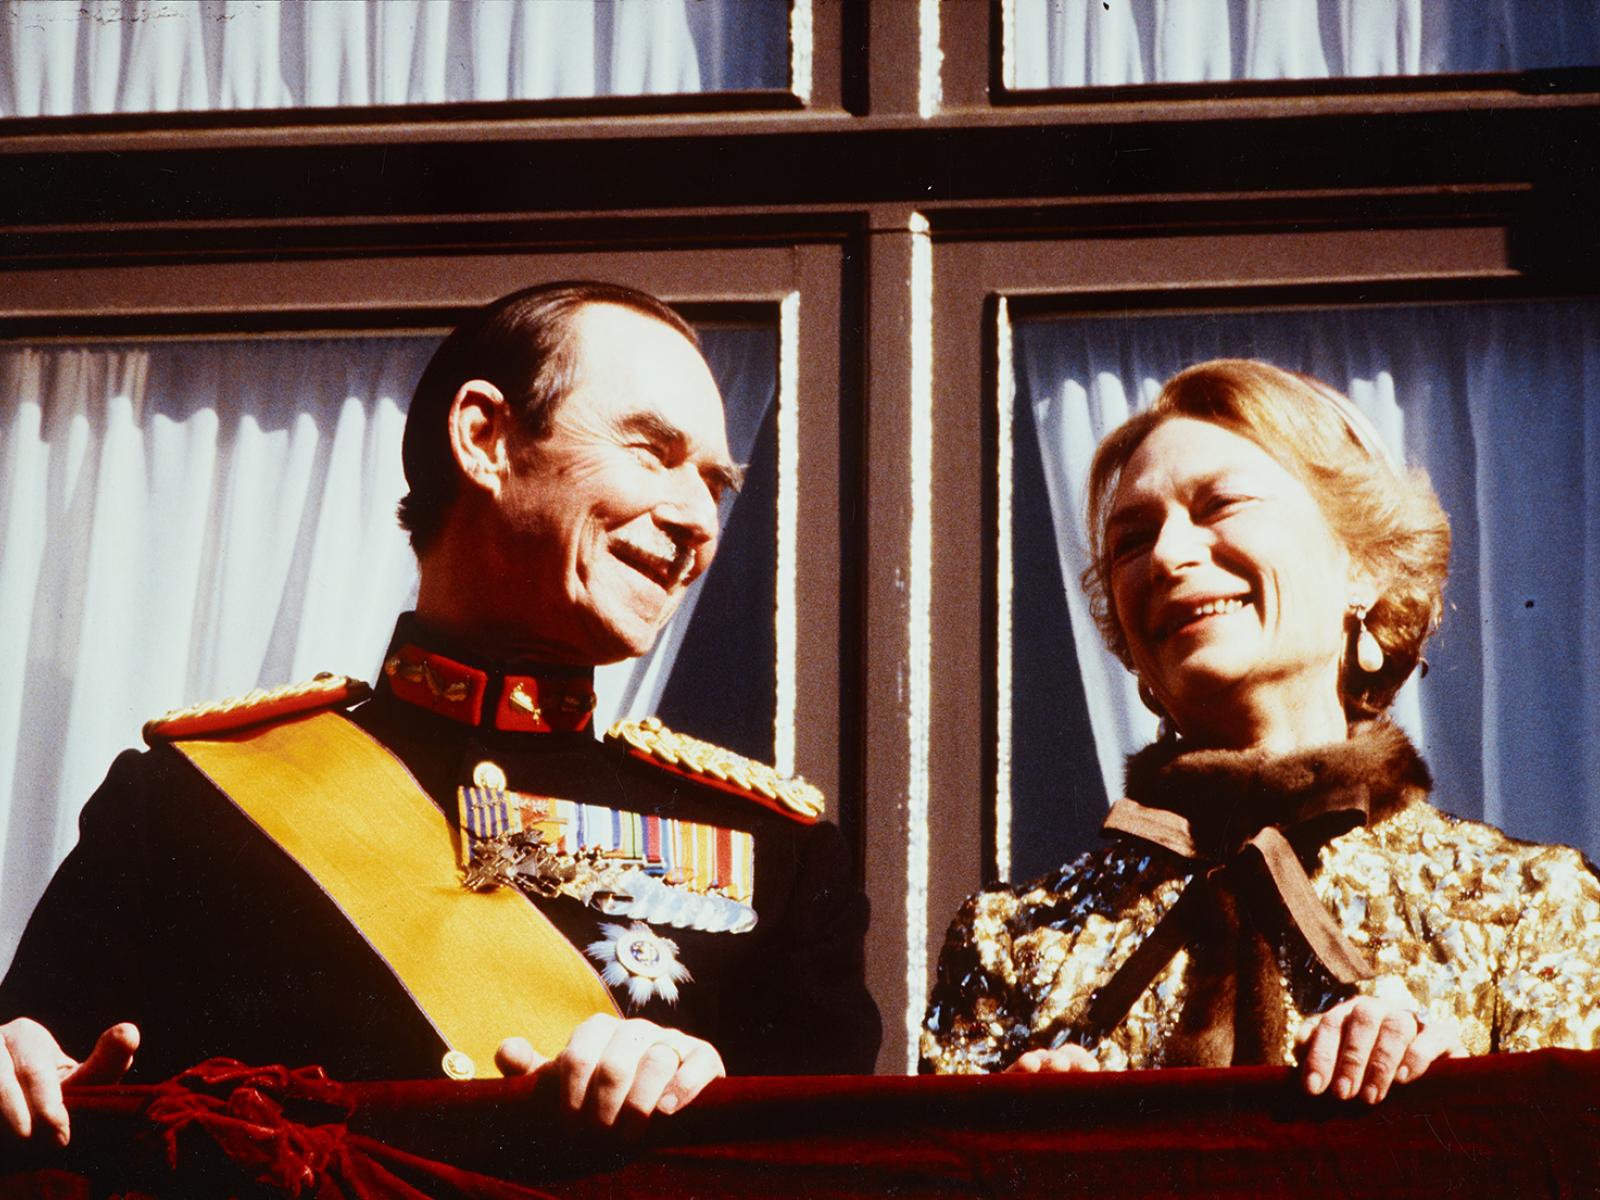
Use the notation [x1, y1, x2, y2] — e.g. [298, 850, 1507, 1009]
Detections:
[172, 710, 619, 1079]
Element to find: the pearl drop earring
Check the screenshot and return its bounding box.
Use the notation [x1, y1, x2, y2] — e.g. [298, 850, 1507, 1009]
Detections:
[1351, 604, 1384, 673]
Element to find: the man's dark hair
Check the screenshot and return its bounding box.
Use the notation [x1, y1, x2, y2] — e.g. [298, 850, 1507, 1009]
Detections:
[398, 280, 700, 555]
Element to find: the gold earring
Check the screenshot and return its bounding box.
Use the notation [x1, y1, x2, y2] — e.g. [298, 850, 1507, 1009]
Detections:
[1351, 604, 1384, 673]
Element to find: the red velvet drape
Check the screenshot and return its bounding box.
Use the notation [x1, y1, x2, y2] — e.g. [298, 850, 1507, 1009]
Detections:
[2, 1051, 1595, 1199]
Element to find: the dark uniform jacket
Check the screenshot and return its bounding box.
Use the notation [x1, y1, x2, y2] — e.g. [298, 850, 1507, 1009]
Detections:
[0, 617, 881, 1083]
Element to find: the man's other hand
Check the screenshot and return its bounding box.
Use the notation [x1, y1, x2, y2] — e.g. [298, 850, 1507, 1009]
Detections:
[0, 1020, 139, 1144]
[496, 1014, 724, 1128]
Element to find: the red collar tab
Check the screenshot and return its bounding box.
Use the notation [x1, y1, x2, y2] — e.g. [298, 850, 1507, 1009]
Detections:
[384, 644, 595, 733]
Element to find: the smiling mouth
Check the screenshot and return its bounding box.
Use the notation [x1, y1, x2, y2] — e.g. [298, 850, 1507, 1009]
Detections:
[1155, 594, 1251, 642]
[611, 535, 694, 591]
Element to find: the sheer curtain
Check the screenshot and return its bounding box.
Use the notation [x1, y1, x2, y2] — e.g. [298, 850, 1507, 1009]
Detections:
[0, 0, 792, 117]
[1015, 299, 1600, 863]
[0, 328, 776, 973]
[1007, 0, 1600, 89]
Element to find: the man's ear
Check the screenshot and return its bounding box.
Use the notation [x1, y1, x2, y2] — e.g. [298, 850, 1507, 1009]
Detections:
[447, 379, 512, 498]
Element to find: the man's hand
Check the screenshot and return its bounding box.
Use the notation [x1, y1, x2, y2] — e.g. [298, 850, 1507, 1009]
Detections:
[496, 1014, 725, 1128]
[0, 1020, 139, 1144]
[1297, 996, 1464, 1103]
[1003, 1045, 1100, 1074]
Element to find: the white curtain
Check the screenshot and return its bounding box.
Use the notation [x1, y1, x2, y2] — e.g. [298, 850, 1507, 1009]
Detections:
[1008, 0, 1600, 88]
[0, 328, 776, 973]
[1015, 300, 1600, 863]
[0, 0, 721, 117]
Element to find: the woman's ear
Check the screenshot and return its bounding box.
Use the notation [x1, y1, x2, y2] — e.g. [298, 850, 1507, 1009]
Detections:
[446, 379, 511, 497]
[1347, 569, 1380, 614]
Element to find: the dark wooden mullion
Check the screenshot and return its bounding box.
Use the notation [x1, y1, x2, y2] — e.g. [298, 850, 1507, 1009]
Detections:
[925, 248, 990, 979]
[790, 240, 852, 817]
[0, 246, 806, 327]
[4, 103, 1594, 232]
[857, 212, 921, 1073]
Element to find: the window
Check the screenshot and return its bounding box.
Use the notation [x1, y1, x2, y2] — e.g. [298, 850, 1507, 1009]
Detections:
[1005, 296, 1600, 881]
[0, 0, 798, 118]
[1001, 0, 1600, 92]
[3, 0, 1595, 1070]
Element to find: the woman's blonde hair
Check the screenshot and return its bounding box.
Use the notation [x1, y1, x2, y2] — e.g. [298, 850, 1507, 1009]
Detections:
[1083, 359, 1451, 719]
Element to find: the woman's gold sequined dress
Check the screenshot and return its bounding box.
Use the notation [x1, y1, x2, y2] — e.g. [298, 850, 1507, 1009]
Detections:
[921, 725, 1600, 1074]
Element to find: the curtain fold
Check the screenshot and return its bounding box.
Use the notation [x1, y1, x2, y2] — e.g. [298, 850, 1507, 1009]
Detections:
[0, 329, 778, 974]
[1014, 300, 1600, 863]
[0, 0, 779, 118]
[1008, 0, 1600, 89]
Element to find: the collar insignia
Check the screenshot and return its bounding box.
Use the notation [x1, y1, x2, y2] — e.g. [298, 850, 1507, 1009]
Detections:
[383, 643, 596, 733]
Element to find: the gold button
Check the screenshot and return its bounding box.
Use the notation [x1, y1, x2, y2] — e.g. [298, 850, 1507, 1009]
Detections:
[441, 1049, 475, 1080]
[472, 760, 507, 790]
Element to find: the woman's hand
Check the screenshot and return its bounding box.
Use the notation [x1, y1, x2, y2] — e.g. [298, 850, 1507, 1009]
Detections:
[1003, 1045, 1100, 1074]
[1296, 996, 1464, 1103]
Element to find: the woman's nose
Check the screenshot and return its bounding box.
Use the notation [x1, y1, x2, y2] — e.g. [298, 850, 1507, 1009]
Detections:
[1149, 513, 1206, 575]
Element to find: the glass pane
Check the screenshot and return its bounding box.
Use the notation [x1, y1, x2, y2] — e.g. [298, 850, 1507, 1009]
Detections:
[0, 0, 793, 119]
[1004, 0, 1600, 90]
[0, 321, 778, 969]
[1005, 298, 1600, 881]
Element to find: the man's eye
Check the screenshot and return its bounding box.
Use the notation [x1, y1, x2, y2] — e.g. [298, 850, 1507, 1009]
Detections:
[628, 443, 666, 466]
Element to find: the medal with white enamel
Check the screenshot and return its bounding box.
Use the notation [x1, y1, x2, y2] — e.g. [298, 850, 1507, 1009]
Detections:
[587, 921, 692, 1007]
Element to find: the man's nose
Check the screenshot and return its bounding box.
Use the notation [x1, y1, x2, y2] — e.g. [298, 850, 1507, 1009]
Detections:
[661, 467, 720, 547]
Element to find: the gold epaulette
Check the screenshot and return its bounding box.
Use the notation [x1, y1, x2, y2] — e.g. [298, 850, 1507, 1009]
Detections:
[143, 673, 371, 744]
[605, 716, 825, 825]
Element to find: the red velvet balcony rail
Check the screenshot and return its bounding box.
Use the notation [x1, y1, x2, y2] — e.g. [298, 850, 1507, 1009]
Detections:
[2, 1051, 1595, 1198]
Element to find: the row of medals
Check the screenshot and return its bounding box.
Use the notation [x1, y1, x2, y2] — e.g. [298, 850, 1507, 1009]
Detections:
[459, 761, 757, 1003]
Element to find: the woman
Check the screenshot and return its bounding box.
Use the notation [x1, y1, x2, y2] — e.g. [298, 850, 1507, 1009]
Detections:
[921, 359, 1600, 1102]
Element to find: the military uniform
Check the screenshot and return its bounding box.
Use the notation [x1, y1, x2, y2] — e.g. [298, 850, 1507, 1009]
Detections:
[0, 616, 880, 1083]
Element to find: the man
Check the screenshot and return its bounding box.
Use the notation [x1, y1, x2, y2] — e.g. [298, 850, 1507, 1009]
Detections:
[0, 281, 880, 1146]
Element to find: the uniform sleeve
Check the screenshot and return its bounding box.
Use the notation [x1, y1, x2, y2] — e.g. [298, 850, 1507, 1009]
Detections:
[730, 819, 881, 1075]
[0, 749, 159, 1059]
[1494, 846, 1600, 1052]
[919, 885, 1029, 1075]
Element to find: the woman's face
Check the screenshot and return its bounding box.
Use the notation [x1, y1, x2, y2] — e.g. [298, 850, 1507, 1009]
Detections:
[1104, 416, 1361, 735]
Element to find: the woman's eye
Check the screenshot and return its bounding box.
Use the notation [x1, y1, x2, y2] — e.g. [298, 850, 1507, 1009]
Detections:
[1199, 494, 1249, 519]
[1110, 528, 1153, 560]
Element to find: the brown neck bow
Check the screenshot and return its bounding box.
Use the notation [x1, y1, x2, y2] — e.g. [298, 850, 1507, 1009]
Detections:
[1081, 722, 1429, 1050]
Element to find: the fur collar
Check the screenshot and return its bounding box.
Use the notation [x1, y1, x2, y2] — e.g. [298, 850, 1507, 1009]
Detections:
[1123, 719, 1431, 843]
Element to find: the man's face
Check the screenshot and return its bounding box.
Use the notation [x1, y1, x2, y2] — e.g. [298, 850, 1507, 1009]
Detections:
[489, 303, 736, 666]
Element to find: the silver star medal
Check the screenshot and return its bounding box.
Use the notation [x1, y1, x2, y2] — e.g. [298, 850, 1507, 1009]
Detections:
[587, 921, 692, 1007]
